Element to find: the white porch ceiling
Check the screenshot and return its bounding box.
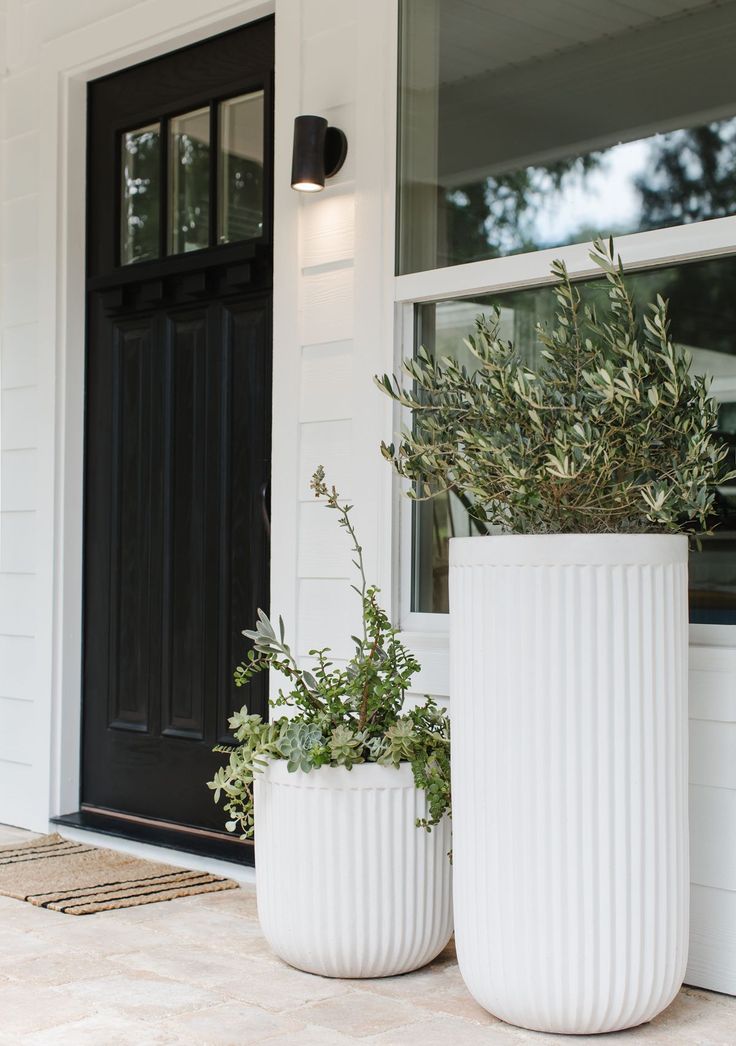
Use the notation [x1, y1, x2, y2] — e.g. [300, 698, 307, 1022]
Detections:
[439, 0, 731, 84]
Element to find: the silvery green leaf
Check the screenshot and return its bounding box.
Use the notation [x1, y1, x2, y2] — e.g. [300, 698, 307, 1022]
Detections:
[302, 671, 318, 692]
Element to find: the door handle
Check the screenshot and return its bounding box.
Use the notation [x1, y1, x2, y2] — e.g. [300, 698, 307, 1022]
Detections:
[260, 480, 271, 539]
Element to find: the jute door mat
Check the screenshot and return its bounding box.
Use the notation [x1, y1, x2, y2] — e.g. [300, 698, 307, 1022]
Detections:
[0, 834, 237, 915]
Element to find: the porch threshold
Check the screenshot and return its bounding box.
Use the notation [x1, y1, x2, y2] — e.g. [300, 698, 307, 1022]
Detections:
[51, 810, 255, 880]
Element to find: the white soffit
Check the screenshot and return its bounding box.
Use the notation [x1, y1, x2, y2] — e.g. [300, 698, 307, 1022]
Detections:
[439, 0, 729, 85]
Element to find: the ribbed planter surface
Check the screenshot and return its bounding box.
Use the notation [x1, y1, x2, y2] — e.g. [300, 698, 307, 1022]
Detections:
[449, 534, 689, 1034]
[254, 761, 453, 977]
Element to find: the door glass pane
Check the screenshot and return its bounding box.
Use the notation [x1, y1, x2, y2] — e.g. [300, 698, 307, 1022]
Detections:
[120, 123, 160, 265]
[219, 91, 265, 244]
[412, 254, 736, 624]
[398, 0, 736, 274]
[168, 107, 211, 255]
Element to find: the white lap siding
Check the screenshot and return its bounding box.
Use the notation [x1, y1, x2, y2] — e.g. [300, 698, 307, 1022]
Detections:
[687, 646, 736, 994]
[1, 1, 45, 828]
[0, 0, 398, 827]
[2, 3, 734, 1001]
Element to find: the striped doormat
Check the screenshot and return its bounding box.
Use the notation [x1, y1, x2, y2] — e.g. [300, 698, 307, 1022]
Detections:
[0, 833, 237, 915]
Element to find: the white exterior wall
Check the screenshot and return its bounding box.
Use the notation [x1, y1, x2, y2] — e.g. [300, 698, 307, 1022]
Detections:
[0, 0, 397, 830]
[687, 644, 736, 994]
[272, 0, 398, 678]
[0, 5, 734, 996]
[0, 0, 49, 829]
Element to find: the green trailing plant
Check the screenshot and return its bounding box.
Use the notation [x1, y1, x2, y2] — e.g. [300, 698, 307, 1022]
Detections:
[376, 238, 733, 535]
[208, 466, 451, 838]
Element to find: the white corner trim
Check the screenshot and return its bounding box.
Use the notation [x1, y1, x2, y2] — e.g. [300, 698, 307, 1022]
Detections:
[269, 0, 302, 692]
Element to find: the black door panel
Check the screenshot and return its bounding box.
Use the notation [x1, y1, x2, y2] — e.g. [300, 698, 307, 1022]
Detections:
[82, 21, 273, 848]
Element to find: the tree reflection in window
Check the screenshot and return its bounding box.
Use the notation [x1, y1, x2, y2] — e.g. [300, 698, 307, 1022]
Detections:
[169, 108, 210, 255]
[441, 117, 736, 268]
[398, 0, 736, 275]
[120, 124, 160, 265]
[219, 91, 265, 245]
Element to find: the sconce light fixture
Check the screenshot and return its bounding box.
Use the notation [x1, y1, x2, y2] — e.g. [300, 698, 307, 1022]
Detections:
[291, 115, 348, 192]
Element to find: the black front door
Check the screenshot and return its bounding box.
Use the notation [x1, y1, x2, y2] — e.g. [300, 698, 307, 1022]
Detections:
[81, 20, 273, 857]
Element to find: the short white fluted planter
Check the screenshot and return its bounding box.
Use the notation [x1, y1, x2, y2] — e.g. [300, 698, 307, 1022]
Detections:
[254, 760, 453, 978]
[449, 534, 689, 1034]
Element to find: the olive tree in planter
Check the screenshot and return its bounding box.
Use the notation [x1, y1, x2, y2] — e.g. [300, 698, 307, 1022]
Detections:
[208, 468, 452, 978]
[377, 239, 732, 1033]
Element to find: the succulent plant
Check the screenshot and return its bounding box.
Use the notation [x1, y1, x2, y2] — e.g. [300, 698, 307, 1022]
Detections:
[208, 471, 451, 838]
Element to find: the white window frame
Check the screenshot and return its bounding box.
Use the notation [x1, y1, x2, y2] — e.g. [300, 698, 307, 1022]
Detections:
[392, 216, 736, 686]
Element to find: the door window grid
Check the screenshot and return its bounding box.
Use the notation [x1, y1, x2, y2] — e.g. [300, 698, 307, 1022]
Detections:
[168, 107, 211, 256]
[119, 90, 266, 266]
[219, 91, 265, 245]
[120, 123, 161, 266]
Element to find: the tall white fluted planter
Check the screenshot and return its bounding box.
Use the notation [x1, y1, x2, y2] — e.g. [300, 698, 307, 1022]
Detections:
[254, 761, 453, 978]
[449, 534, 689, 1034]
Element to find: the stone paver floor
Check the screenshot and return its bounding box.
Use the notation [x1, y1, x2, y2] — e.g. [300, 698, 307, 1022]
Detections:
[0, 826, 734, 1045]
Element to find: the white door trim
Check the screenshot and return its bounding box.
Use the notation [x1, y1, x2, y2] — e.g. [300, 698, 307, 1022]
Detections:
[39, 0, 276, 822]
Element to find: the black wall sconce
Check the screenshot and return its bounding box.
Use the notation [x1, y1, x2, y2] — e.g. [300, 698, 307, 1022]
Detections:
[291, 115, 348, 192]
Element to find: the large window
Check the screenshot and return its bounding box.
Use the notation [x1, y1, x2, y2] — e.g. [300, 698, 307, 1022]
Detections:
[398, 0, 736, 274]
[396, 0, 736, 628]
[411, 257, 736, 621]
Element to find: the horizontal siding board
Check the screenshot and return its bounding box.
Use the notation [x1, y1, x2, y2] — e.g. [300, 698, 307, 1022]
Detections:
[1, 67, 40, 138]
[303, 24, 357, 111]
[302, 0, 358, 38]
[687, 884, 736, 996]
[0, 258, 38, 326]
[690, 645, 736, 673]
[2, 133, 39, 201]
[301, 265, 354, 345]
[41, 0, 142, 41]
[297, 578, 362, 660]
[0, 510, 37, 573]
[409, 656, 450, 698]
[0, 573, 37, 636]
[300, 341, 353, 422]
[4, 0, 41, 73]
[0, 635, 35, 700]
[688, 639, 736, 993]
[0, 760, 38, 828]
[0, 695, 34, 766]
[297, 500, 354, 579]
[0, 324, 37, 390]
[690, 666, 736, 722]
[0, 449, 38, 510]
[298, 419, 353, 500]
[300, 192, 355, 269]
[690, 720, 736, 790]
[1, 195, 38, 262]
[1, 386, 38, 449]
[690, 784, 736, 893]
